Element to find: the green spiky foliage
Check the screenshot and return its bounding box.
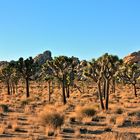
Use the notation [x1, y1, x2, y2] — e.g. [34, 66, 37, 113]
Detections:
[84, 59, 105, 110]
[47, 56, 70, 104]
[42, 62, 54, 102]
[46, 56, 79, 105]
[84, 54, 120, 110]
[9, 61, 20, 95]
[0, 61, 20, 95]
[17, 57, 37, 98]
[117, 63, 140, 97]
[65, 56, 80, 98]
[0, 63, 13, 95]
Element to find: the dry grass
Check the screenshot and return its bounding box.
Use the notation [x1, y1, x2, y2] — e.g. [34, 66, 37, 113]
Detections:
[107, 115, 116, 125]
[68, 112, 76, 123]
[0, 104, 9, 113]
[114, 107, 124, 114]
[102, 132, 138, 140]
[115, 116, 126, 127]
[0, 124, 6, 134]
[74, 128, 81, 138]
[12, 122, 20, 132]
[0, 83, 139, 140]
[38, 105, 64, 130]
[75, 105, 96, 121]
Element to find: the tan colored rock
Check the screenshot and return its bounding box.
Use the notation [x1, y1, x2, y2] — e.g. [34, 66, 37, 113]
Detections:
[123, 51, 140, 64]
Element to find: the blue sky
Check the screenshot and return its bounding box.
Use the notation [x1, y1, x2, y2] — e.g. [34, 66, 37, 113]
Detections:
[0, 0, 140, 61]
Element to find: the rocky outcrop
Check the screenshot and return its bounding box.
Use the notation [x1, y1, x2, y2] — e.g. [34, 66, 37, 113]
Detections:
[0, 61, 8, 68]
[123, 51, 140, 64]
[34, 50, 52, 66]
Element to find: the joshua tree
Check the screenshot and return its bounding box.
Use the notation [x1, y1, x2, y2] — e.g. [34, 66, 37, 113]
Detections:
[84, 59, 105, 110]
[8, 61, 21, 95]
[84, 54, 120, 110]
[42, 62, 54, 102]
[117, 63, 140, 97]
[110, 59, 123, 94]
[0, 63, 13, 95]
[17, 57, 37, 98]
[65, 56, 80, 98]
[0, 61, 19, 95]
[100, 54, 120, 110]
[46, 56, 78, 105]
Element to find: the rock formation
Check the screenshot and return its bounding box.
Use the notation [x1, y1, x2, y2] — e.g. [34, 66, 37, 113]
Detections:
[123, 51, 140, 64]
[0, 61, 8, 68]
[34, 50, 52, 66]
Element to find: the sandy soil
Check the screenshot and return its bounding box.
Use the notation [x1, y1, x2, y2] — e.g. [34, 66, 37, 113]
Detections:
[0, 82, 140, 140]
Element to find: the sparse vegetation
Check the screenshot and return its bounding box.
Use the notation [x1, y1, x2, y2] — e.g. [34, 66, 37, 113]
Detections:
[102, 132, 138, 140]
[39, 106, 64, 130]
[0, 51, 139, 139]
[75, 105, 96, 121]
[0, 104, 9, 113]
[115, 108, 124, 114]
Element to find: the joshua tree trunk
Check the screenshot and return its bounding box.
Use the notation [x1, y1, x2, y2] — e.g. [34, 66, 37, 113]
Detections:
[105, 79, 110, 110]
[66, 85, 70, 98]
[103, 79, 106, 99]
[10, 83, 12, 95]
[12, 83, 15, 95]
[82, 81, 85, 94]
[62, 75, 67, 105]
[15, 84, 18, 94]
[132, 84, 137, 97]
[51, 80, 54, 95]
[97, 80, 105, 110]
[112, 78, 115, 93]
[74, 84, 82, 94]
[26, 78, 30, 98]
[48, 81, 51, 102]
[7, 82, 10, 95]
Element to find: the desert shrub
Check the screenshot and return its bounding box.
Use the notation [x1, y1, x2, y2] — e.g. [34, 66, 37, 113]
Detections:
[135, 112, 140, 119]
[129, 111, 140, 118]
[81, 108, 96, 117]
[102, 132, 138, 140]
[0, 104, 9, 113]
[47, 130, 55, 136]
[75, 128, 81, 138]
[0, 125, 6, 134]
[7, 122, 12, 129]
[92, 116, 105, 122]
[108, 116, 116, 125]
[20, 98, 31, 106]
[11, 122, 21, 132]
[39, 108, 64, 129]
[115, 116, 126, 127]
[115, 108, 124, 114]
[104, 127, 112, 132]
[75, 105, 96, 120]
[69, 116, 76, 123]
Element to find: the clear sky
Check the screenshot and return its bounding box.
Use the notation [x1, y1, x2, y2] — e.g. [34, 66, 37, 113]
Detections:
[0, 0, 140, 61]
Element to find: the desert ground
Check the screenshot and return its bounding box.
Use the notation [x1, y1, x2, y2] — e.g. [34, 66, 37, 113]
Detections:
[0, 82, 140, 140]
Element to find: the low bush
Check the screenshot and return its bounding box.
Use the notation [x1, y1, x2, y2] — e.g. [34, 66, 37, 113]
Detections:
[75, 105, 96, 120]
[0, 104, 9, 113]
[39, 107, 64, 129]
[115, 108, 124, 114]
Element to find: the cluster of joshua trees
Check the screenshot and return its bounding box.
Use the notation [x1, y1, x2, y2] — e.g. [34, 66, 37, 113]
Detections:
[0, 53, 140, 110]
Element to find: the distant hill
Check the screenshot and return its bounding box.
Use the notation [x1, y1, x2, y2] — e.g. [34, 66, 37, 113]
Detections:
[123, 50, 140, 64]
[1, 50, 140, 68]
